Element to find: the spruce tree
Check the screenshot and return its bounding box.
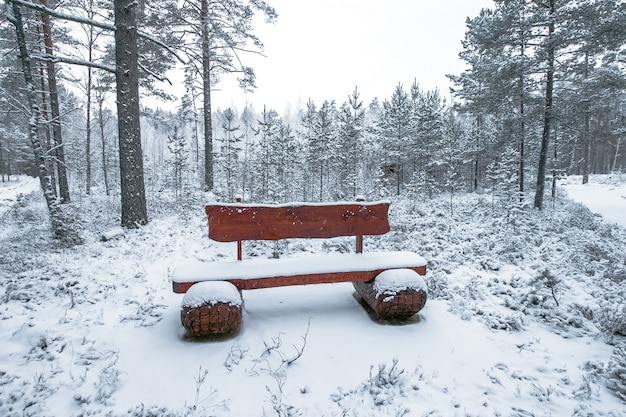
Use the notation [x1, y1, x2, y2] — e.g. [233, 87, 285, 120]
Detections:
[377, 84, 413, 195]
[167, 125, 187, 199]
[337, 87, 365, 198]
[217, 108, 243, 200]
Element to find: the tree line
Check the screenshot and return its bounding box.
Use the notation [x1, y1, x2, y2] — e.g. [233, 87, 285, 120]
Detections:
[451, 0, 626, 208]
[0, 0, 624, 240]
[1, 0, 275, 237]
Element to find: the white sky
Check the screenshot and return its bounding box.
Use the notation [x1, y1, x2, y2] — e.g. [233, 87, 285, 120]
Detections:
[208, 0, 494, 112]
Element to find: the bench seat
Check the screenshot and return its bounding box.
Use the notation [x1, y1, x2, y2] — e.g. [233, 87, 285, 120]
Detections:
[171, 251, 426, 293]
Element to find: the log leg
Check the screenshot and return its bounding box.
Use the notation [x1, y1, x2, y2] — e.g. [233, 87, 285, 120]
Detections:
[353, 269, 427, 319]
[180, 281, 243, 337]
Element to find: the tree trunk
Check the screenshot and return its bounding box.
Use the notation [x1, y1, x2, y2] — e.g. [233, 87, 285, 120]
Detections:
[38, 59, 56, 197]
[201, 0, 214, 190]
[519, 74, 525, 198]
[551, 131, 558, 200]
[533, 0, 555, 210]
[518, 26, 527, 199]
[0, 140, 5, 182]
[8, 0, 67, 237]
[582, 52, 590, 185]
[41, 0, 70, 203]
[85, 22, 94, 195]
[98, 98, 110, 196]
[114, 0, 148, 227]
[612, 136, 622, 173]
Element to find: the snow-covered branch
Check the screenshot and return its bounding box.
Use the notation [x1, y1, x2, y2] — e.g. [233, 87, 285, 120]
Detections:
[11, 0, 115, 31]
[138, 62, 172, 85]
[32, 53, 115, 73]
[11, 0, 186, 65]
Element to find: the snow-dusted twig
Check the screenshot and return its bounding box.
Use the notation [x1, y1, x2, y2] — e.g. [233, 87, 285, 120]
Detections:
[285, 317, 311, 366]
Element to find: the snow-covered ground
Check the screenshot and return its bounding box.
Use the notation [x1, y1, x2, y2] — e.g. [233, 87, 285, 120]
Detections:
[562, 174, 626, 228]
[0, 176, 39, 217]
[0, 175, 625, 417]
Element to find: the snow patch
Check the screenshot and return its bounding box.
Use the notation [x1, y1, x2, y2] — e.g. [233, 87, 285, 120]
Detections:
[206, 199, 390, 208]
[373, 268, 427, 296]
[171, 251, 427, 283]
[101, 227, 125, 241]
[181, 281, 242, 308]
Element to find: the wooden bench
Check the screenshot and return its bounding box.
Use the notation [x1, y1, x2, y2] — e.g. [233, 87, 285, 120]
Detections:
[171, 200, 427, 337]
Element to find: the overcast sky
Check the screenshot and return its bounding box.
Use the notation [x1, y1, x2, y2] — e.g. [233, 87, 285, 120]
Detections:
[205, 0, 494, 112]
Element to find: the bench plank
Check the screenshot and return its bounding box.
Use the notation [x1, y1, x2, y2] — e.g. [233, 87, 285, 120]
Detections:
[205, 202, 390, 242]
[171, 251, 427, 293]
[174, 267, 426, 293]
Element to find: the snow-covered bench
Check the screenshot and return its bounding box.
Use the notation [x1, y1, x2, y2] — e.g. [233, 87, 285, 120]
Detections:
[171, 200, 428, 337]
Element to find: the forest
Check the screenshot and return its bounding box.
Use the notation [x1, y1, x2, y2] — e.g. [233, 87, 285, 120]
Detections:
[2, 1, 626, 414]
[0, 0, 625, 235]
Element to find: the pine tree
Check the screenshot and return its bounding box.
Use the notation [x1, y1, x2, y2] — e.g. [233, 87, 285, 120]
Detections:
[376, 84, 413, 195]
[173, 0, 277, 191]
[217, 108, 243, 200]
[337, 87, 366, 198]
[451, 1, 542, 198]
[426, 108, 466, 216]
[240, 105, 256, 201]
[412, 85, 445, 195]
[253, 106, 282, 202]
[167, 125, 187, 199]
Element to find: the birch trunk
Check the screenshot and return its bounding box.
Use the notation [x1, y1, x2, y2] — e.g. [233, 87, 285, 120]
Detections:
[7, 0, 69, 238]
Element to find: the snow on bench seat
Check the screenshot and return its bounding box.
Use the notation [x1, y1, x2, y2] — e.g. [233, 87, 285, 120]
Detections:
[171, 251, 427, 293]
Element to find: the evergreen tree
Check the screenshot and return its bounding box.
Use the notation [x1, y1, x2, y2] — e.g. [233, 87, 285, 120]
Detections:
[310, 100, 337, 201]
[337, 87, 366, 198]
[275, 122, 297, 202]
[486, 145, 520, 212]
[412, 84, 446, 195]
[452, 0, 626, 209]
[114, 0, 148, 227]
[217, 108, 243, 200]
[450, 1, 543, 198]
[167, 125, 187, 199]
[555, 0, 626, 182]
[377, 84, 413, 195]
[240, 105, 256, 201]
[173, 0, 277, 191]
[253, 106, 282, 202]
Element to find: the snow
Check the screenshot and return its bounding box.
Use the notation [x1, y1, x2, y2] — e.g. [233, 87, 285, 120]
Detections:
[0, 175, 39, 217]
[181, 281, 242, 307]
[562, 175, 626, 228]
[101, 227, 126, 241]
[1, 175, 625, 417]
[171, 251, 427, 283]
[373, 268, 427, 295]
[206, 199, 390, 208]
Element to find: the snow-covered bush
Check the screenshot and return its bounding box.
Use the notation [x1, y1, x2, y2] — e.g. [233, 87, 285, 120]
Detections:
[331, 359, 423, 413]
[605, 348, 626, 401]
[595, 301, 626, 344]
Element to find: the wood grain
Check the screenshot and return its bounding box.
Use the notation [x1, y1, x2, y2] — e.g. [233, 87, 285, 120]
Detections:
[204, 202, 390, 242]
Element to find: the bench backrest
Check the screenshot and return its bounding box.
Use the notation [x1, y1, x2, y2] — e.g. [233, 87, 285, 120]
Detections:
[205, 201, 390, 260]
